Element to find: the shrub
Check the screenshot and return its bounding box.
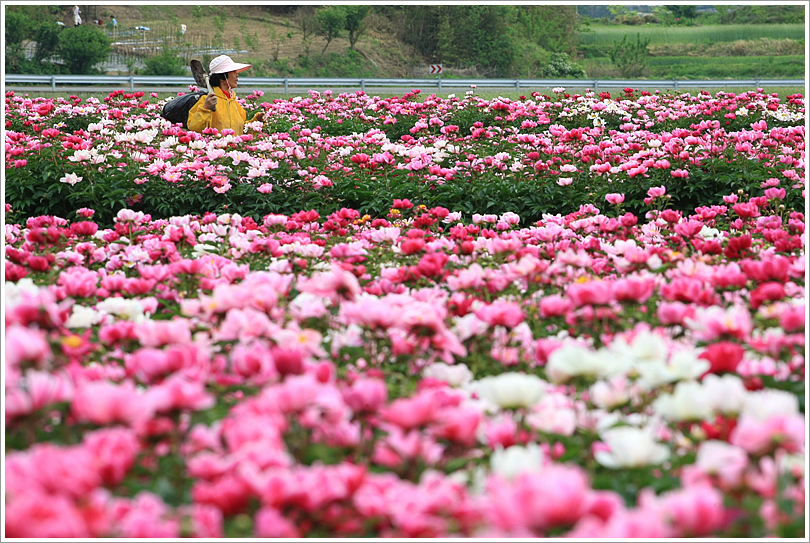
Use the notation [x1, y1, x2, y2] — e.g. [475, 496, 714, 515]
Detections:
[57, 24, 112, 74]
[608, 33, 651, 77]
[142, 49, 187, 76]
[540, 53, 587, 78]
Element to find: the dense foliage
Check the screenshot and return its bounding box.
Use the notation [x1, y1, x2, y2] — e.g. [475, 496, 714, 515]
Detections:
[3, 84, 806, 538]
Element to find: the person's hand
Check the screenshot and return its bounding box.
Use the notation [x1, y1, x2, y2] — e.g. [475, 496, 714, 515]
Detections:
[255, 111, 266, 123]
[203, 93, 217, 111]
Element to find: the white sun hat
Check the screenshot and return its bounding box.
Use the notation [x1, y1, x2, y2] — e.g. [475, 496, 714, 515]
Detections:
[209, 55, 251, 75]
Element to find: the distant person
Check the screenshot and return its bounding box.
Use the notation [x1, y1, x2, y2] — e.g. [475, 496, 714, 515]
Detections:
[111, 17, 117, 28]
[180, 23, 186, 35]
[73, 5, 82, 26]
[187, 55, 266, 136]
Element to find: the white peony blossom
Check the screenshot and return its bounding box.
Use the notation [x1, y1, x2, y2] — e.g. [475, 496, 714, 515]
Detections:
[739, 389, 800, 421]
[192, 243, 219, 257]
[96, 297, 147, 323]
[60, 173, 83, 186]
[546, 343, 631, 384]
[466, 372, 547, 410]
[594, 426, 670, 469]
[422, 362, 474, 387]
[490, 443, 545, 480]
[652, 380, 714, 422]
[65, 305, 105, 329]
[701, 373, 748, 416]
[589, 376, 631, 409]
[5, 278, 42, 308]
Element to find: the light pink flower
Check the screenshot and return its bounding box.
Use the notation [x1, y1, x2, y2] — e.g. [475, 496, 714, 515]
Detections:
[647, 185, 666, 198]
[342, 377, 388, 414]
[372, 426, 444, 467]
[539, 294, 574, 318]
[430, 405, 482, 446]
[691, 440, 749, 489]
[114, 492, 180, 537]
[383, 391, 440, 429]
[474, 300, 525, 328]
[254, 506, 300, 537]
[685, 305, 754, 341]
[730, 413, 805, 455]
[6, 369, 74, 420]
[653, 484, 727, 537]
[5, 490, 92, 537]
[484, 464, 591, 533]
[147, 374, 216, 413]
[567, 279, 614, 306]
[71, 379, 155, 426]
[84, 427, 141, 486]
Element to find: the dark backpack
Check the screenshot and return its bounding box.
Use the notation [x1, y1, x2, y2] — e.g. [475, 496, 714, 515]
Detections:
[161, 91, 208, 128]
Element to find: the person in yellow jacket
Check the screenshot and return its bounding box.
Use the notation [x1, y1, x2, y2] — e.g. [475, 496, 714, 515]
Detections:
[187, 55, 266, 135]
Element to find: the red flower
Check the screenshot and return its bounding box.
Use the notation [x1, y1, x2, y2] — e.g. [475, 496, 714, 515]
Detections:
[400, 238, 426, 255]
[699, 341, 745, 375]
[27, 255, 51, 272]
[69, 221, 99, 237]
[392, 198, 413, 210]
[5, 262, 28, 281]
[749, 282, 786, 309]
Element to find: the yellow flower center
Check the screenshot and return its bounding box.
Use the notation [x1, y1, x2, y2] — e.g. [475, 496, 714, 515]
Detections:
[62, 335, 83, 348]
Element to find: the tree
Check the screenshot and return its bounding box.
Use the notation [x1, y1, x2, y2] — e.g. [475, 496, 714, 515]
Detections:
[344, 5, 370, 51]
[293, 5, 319, 57]
[389, 5, 444, 59]
[607, 5, 631, 19]
[664, 5, 697, 20]
[608, 33, 650, 77]
[57, 24, 112, 74]
[34, 22, 63, 66]
[437, 5, 516, 76]
[714, 5, 804, 24]
[5, 9, 34, 46]
[515, 5, 579, 56]
[5, 10, 35, 72]
[316, 6, 346, 55]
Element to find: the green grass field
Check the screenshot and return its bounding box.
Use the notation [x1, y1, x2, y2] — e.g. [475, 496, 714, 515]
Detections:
[648, 55, 806, 79]
[578, 23, 806, 46]
[582, 54, 806, 80]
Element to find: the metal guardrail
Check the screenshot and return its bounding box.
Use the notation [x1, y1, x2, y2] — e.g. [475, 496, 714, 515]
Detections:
[4, 74, 805, 93]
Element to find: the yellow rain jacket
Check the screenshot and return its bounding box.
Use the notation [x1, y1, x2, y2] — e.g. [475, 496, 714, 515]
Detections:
[187, 86, 262, 136]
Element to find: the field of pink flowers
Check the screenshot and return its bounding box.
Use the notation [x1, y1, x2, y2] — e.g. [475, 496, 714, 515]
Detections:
[3, 85, 807, 538]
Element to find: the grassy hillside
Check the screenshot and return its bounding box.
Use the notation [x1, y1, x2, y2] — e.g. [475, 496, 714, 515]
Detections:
[10, 4, 807, 80]
[87, 4, 428, 78]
